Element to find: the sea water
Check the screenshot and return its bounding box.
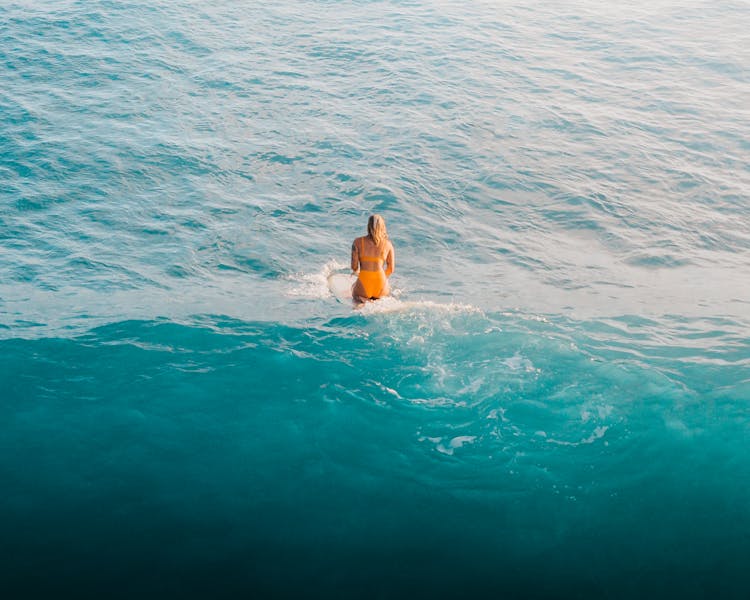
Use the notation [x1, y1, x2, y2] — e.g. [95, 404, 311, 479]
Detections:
[1, 1, 749, 597]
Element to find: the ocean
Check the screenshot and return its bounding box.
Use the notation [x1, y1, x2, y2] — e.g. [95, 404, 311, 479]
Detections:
[1, 0, 749, 597]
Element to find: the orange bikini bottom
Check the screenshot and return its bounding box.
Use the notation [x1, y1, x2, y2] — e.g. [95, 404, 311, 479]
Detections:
[357, 269, 387, 299]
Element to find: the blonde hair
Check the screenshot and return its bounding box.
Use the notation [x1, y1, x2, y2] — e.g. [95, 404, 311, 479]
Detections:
[367, 214, 388, 247]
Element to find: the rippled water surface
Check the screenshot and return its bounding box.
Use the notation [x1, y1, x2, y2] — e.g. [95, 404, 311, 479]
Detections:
[2, 1, 749, 597]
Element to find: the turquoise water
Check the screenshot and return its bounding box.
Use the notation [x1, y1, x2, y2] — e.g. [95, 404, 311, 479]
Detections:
[2, 0, 749, 597]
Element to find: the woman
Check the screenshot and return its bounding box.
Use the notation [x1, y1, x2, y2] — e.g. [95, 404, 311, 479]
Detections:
[351, 214, 395, 303]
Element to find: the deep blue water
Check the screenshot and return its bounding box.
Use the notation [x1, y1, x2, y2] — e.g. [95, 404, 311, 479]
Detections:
[1, 1, 749, 597]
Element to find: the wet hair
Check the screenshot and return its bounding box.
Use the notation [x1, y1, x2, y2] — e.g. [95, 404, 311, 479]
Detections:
[367, 214, 388, 247]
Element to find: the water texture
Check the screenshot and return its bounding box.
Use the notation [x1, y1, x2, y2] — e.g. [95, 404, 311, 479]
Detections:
[1, 1, 749, 597]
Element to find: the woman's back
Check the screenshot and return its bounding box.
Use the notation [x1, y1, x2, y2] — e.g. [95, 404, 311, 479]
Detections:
[355, 236, 392, 271]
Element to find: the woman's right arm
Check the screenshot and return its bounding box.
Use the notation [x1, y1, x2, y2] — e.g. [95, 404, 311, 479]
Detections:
[351, 239, 359, 273]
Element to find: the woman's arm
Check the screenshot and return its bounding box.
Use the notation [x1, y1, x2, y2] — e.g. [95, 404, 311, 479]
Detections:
[351, 238, 359, 273]
[385, 243, 395, 277]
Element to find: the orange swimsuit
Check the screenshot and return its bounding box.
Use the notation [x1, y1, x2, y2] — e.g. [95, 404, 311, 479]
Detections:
[356, 238, 388, 299]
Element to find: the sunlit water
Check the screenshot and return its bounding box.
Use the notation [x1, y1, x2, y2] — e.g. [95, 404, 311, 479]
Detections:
[2, 1, 749, 597]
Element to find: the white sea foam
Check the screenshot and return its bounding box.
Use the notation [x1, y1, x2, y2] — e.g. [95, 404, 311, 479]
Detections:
[547, 426, 609, 447]
[285, 260, 347, 298]
[435, 435, 477, 455]
[503, 352, 536, 372]
[420, 434, 478, 456]
[286, 262, 482, 316]
[358, 296, 482, 316]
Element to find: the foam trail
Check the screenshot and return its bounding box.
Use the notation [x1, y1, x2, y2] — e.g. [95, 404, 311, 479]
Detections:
[357, 296, 482, 316]
[285, 260, 348, 298]
[286, 263, 481, 316]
